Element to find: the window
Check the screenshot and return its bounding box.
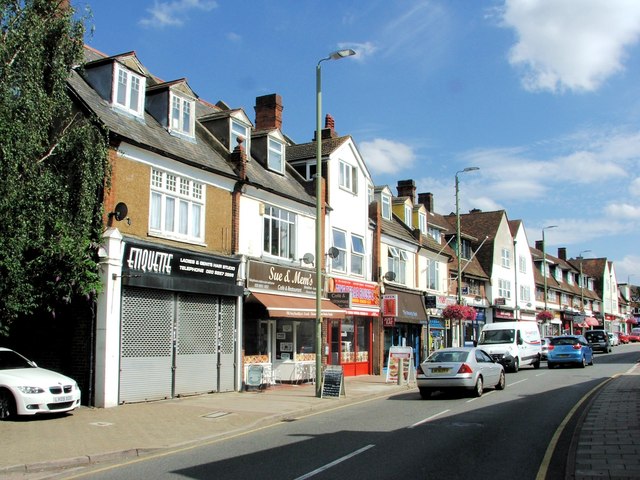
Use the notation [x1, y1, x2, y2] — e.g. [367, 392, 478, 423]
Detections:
[419, 212, 427, 234]
[459, 239, 472, 260]
[339, 161, 357, 193]
[404, 205, 412, 228]
[567, 273, 574, 286]
[518, 255, 527, 273]
[263, 205, 296, 259]
[501, 248, 511, 268]
[427, 226, 441, 243]
[498, 279, 511, 299]
[332, 229, 347, 272]
[554, 267, 562, 282]
[399, 250, 408, 285]
[542, 262, 549, 278]
[427, 258, 439, 290]
[351, 234, 365, 276]
[113, 64, 145, 117]
[170, 93, 194, 137]
[520, 285, 531, 302]
[548, 290, 557, 302]
[149, 169, 204, 242]
[561, 293, 569, 306]
[381, 193, 391, 220]
[268, 137, 284, 173]
[387, 247, 407, 284]
[231, 119, 250, 152]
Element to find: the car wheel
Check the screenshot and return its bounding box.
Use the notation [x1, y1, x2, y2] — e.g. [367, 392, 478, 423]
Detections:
[533, 356, 541, 369]
[0, 389, 16, 420]
[473, 377, 484, 397]
[580, 356, 586, 368]
[495, 371, 506, 390]
[589, 356, 594, 366]
[419, 388, 433, 400]
[511, 358, 519, 373]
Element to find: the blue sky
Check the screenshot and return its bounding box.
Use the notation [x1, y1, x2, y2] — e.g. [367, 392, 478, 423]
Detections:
[81, 0, 640, 284]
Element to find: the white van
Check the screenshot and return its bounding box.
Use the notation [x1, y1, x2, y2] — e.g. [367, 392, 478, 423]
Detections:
[478, 321, 542, 372]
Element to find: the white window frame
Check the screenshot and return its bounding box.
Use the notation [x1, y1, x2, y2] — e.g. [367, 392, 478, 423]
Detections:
[427, 258, 439, 291]
[427, 226, 441, 243]
[518, 255, 527, 273]
[399, 250, 408, 285]
[498, 279, 511, 299]
[387, 247, 399, 282]
[501, 248, 511, 268]
[520, 285, 531, 302]
[332, 229, 347, 273]
[268, 137, 284, 173]
[231, 119, 251, 153]
[555, 267, 562, 282]
[339, 160, 357, 194]
[404, 205, 412, 228]
[149, 168, 204, 243]
[263, 204, 296, 260]
[113, 63, 145, 117]
[418, 212, 427, 234]
[381, 194, 391, 220]
[350, 234, 365, 276]
[170, 92, 195, 138]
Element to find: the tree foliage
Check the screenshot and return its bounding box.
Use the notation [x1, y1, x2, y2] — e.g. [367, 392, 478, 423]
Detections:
[0, 0, 109, 335]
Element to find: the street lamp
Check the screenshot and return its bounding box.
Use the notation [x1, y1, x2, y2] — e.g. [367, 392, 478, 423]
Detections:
[315, 49, 356, 398]
[577, 249, 591, 335]
[455, 167, 479, 346]
[541, 225, 557, 313]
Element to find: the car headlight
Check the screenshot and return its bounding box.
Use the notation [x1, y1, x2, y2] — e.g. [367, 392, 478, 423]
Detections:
[16, 386, 45, 394]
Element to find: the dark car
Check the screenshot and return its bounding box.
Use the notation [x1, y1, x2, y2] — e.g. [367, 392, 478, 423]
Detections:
[584, 329, 612, 353]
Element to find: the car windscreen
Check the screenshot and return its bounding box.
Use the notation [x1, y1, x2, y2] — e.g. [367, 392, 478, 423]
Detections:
[551, 337, 579, 346]
[0, 350, 35, 370]
[427, 351, 469, 363]
[585, 332, 605, 341]
[478, 329, 515, 345]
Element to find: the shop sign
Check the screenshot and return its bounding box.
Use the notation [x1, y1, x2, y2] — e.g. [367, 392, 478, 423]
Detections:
[383, 317, 396, 327]
[122, 240, 239, 284]
[329, 278, 379, 307]
[382, 295, 398, 317]
[494, 308, 514, 319]
[494, 297, 506, 306]
[247, 260, 315, 296]
[429, 319, 444, 329]
[328, 292, 351, 309]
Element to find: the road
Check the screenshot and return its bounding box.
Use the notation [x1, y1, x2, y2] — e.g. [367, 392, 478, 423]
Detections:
[55, 344, 639, 480]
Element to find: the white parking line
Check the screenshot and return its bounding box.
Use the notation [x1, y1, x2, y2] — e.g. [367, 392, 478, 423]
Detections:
[466, 390, 495, 402]
[294, 444, 375, 480]
[409, 409, 451, 428]
[507, 378, 528, 387]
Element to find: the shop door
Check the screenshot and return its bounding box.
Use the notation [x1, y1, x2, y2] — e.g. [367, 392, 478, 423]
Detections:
[328, 318, 371, 376]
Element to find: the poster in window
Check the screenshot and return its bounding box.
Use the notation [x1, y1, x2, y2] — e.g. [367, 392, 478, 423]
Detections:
[382, 294, 398, 317]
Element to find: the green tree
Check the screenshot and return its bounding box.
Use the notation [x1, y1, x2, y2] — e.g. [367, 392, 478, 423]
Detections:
[0, 0, 109, 335]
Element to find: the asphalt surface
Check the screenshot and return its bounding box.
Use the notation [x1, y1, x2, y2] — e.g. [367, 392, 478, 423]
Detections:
[1, 367, 639, 479]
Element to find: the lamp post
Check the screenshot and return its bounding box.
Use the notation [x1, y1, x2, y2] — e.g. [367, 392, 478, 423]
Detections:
[315, 49, 355, 398]
[541, 225, 557, 313]
[577, 249, 591, 335]
[455, 167, 479, 346]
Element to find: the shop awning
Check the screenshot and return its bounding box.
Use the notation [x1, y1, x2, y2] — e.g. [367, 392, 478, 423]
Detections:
[585, 317, 599, 326]
[248, 292, 345, 319]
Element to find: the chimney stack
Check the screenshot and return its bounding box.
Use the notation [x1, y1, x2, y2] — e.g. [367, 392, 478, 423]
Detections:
[418, 192, 434, 213]
[558, 247, 567, 260]
[396, 180, 416, 203]
[313, 114, 339, 141]
[535, 240, 543, 251]
[254, 93, 283, 131]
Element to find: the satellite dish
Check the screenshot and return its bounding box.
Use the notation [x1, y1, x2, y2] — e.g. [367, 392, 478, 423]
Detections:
[112, 202, 129, 222]
[384, 271, 396, 282]
[301, 253, 315, 265]
[327, 247, 340, 259]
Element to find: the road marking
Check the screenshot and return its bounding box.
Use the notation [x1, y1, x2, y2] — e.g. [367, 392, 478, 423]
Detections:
[507, 378, 527, 387]
[409, 409, 451, 428]
[294, 444, 375, 480]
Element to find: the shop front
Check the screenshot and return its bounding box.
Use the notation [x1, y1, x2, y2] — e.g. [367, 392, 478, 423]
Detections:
[243, 260, 344, 385]
[117, 238, 243, 403]
[381, 286, 428, 372]
[326, 278, 379, 376]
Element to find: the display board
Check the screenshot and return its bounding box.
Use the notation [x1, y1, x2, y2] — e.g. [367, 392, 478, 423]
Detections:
[385, 346, 415, 384]
[321, 366, 345, 398]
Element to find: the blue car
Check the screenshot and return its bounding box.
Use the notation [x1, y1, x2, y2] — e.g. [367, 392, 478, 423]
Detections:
[547, 335, 593, 368]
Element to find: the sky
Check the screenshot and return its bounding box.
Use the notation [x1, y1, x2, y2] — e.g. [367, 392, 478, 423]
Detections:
[80, 0, 640, 284]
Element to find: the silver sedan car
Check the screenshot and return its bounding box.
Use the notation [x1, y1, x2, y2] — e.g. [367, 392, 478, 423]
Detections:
[416, 347, 506, 399]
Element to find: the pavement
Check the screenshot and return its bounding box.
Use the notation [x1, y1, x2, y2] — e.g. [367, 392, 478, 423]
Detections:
[1, 369, 639, 479]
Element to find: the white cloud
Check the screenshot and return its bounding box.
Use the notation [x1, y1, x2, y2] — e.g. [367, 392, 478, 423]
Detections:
[337, 41, 377, 61]
[359, 138, 416, 175]
[630, 178, 640, 197]
[605, 203, 640, 220]
[500, 0, 640, 93]
[613, 254, 640, 283]
[140, 0, 217, 28]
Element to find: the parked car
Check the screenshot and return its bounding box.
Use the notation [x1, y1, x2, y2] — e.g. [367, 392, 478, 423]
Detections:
[584, 329, 612, 353]
[629, 328, 640, 342]
[615, 332, 629, 344]
[477, 321, 542, 372]
[541, 338, 551, 360]
[416, 347, 506, 399]
[608, 332, 619, 347]
[0, 347, 81, 420]
[547, 335, 594, 368]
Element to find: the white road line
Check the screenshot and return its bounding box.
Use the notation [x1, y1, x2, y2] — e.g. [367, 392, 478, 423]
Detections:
[409, 409, 451, 428]
[294, 444, 375, 480]
[507, 378, 528, 387]
[466, 390, 495, 403]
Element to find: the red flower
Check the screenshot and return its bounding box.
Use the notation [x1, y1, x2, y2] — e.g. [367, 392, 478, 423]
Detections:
[443, 304, 477, 321]
[537, 310, 554, 321]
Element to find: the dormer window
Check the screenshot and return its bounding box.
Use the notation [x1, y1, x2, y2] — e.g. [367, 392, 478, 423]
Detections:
[419, 212, 427, 234]
[404, 205, 412, 228]
[113, 64, 145, 117]
[170, 93, 195, 138]
[428, 226, 441, 243]
[268, 137, 284, 173]
[381, 193, 391, 220]
[231, 119, 250, 152]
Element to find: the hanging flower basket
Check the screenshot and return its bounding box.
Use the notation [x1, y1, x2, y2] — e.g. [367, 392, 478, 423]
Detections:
[536, 310, 554, 322]
[443, 304, 477, 321]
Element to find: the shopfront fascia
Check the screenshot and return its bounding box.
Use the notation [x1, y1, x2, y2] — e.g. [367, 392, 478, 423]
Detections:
[243, 260, 345, 385]
[327, 278, 379, 376]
